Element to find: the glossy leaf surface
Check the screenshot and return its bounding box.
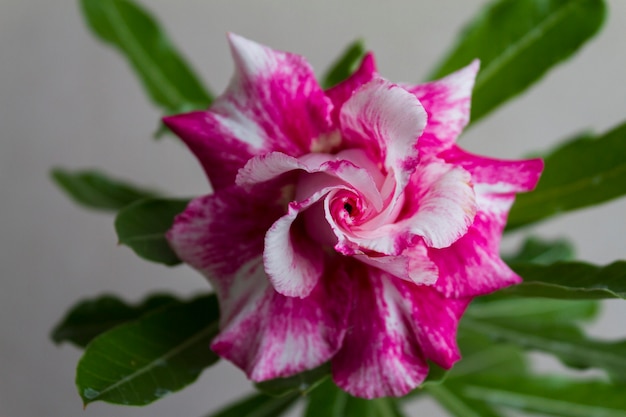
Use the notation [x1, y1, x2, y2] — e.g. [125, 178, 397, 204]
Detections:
[77, 295, 219, 405]
[51, 168, 157, 211]
[429, 0, 606, 124]
[114, 198, 188, 265]
[508, 122, 626, 229]
[80, 0, 212, 112]
[503, 237, 574, 265]
[52, 293, 177, 348]
[506, 261, 626, 300]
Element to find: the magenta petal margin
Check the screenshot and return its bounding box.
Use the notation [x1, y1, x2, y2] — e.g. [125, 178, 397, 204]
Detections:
[164, 33, 544, 399]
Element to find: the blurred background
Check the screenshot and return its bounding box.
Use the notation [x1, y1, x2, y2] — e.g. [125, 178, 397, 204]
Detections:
[1, 1, 625, 416]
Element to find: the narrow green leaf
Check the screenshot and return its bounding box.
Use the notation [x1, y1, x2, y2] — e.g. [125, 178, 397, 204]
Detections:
[504, 261, 626, 300]
[305, 378, 349, 417]
[51, 168, 158, 212]
[450, 342, 527, 379]
[114, 198, 188, 265]
[503, 237, 575, 265]
[51, 293, 177, 348]
[453, 375, 626, 417]
[461, 316, 626, 380]
[466, 297, 599, 323]
[425, 384, 504, 417]
[80, 0, 212, 112]
[77, 294, 219, 406]
[321, 39, 367, 89]
[429, 0, 606, 124]
[255, 362, 331, 396]
[422, 363, 448, 386]
[343, 396, 406, 417]
[207, 392, 299, 417]
[305, 378, 406, 417]
[508, 122, 626, 229]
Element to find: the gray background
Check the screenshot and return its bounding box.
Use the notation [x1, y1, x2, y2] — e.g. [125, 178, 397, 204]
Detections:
[1, 1, 625, 416]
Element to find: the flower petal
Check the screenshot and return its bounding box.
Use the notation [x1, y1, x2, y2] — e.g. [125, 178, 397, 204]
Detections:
[395, 282, 470, 369]
[166, 186, 283, 290]
[339, 78, 427, 199]
[325, 52, 377, 125]
[238, 150, 384, 211]
[163, 111, 257, 191]
[222, 33, 334, 155]
[341, 160, 476, 255]
[399, 159, 477, 248]
[354, 242, 438, 285]
[407, 60, 479, 157]
[332, 264, 429, 398]
[168, 187, 351, 380]
[264, 202, 325, 299]
[440, 145, 544, 193]
[212, 259, 352, 382]
[164, 34, 335, 190]
[431, 203, 521, 298]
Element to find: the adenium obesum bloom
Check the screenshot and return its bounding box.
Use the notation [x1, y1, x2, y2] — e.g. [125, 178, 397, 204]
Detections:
[164, 34, 543, 398]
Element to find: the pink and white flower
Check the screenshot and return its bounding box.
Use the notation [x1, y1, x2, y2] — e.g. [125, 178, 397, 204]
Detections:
[164, 34, 543, 398]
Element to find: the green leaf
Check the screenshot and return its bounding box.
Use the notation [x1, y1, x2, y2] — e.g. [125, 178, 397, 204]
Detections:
[76, 294, 219, 406]
[255, 362, 331, 396]
[425, 384, 504, 417]
[51, 168, 158, 212]
[450, 342, 527, 379]
[505, 261, 626, 300]
[51, 293, 177, 348]
[422, 363, 448, 386]
[429, 0, 606, 124]
[207, 392, 299, 417]
[503, 237, 575, 265]
[80, 0, 212, 113]
[343, 396, 406, 417]
[114, 198, 188, 265]
[452, 375, 626, 417]
[461, 316, 626, 380]
[508, 122, 626, 229]
[321, 39, 367, 89]
[304, 378, 349, 417]
[466, 297, 599, 323]
[305, 379, 406, 417]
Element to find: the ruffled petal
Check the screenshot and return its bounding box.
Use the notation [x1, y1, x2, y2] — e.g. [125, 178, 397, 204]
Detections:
[163, 111, 257, 191]
[398, 159, 477, 248]
[354, 242, 438, 285]
[394, 282, 470, 369]
[406, 61, 479, 157]
[325, 53, 377, 125]
[440, 145, 544, 194]
[212, 259, 352, 381]
[264, 199, 327, 299]
[166, 186, 283, 293]
[164, 34, 335, 190]
[428, 149, 542, 298]
[223, 34, 334, 154]
[237, 150, 383, 211]
[339, 78, 427, 201]
[341, 160, 476, 255]
[332, 264, 429, 398]
[431, 201, 521, 298]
